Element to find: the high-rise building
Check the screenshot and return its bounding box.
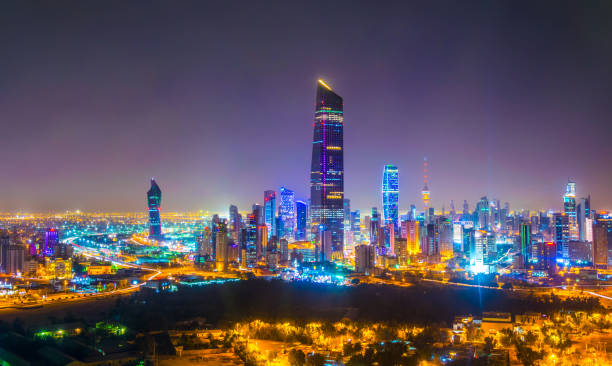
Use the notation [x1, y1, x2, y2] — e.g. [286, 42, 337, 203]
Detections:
[309, 80, 345, 260]
[578, 195, 591, 241]
[553, 213, 570, 260]
[43, 228, 59, 257]
[405, 220, 419, 255]
[593, 220, 608, 268]
[355, 244, 375, 274]
[438, 218, 453, 257]
[370, 208, 380, 245]
[147, 179, 162, 239]
[382, 164, 399, 231]
[264, 190, 276, 240]
[279, 187, 296, 241]
[215, 222, 229, 271]
[350, 210, 361, 245]
[476, 196, 490, 230]
[245, 213, 258, 267]
[295, 201, 308, 241]
[519, 222, 531, 267]
[229, 205, 241, 242]
[564, 180, 578, 240]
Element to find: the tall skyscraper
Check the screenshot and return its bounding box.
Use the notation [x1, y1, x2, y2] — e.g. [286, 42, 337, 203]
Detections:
[245, 213, 258, 267]
[476, 196, 490, 230]
[519, 222, 531, 267]
[279, 187, 296, 241]
[553, 213, 570, 260]
[295, 201, 308, 241]
[147, 178, 162, 239]
[564, 180, 578, 240]
[382, 164, 399, 231]
[264, 190, 276, 239]
[309, 79, 344, 260]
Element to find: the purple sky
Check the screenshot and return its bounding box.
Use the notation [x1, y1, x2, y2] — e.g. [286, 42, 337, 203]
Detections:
[2, 1, 612, 214]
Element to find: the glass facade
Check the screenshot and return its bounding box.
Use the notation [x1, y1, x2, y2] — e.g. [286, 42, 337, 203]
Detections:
[382, 165, 399, 231]
[279, 187, 296, 241]
[310, 80, 344, 258]
[147, 179, 162, 238]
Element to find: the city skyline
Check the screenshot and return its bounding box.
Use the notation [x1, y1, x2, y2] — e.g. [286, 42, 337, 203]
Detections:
[3, 1, 612, 213]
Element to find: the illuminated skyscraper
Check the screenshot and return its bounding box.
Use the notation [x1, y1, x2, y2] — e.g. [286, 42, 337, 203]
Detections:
[519, 222, 531, 267]
[382, 164, 399, 231]
[309, 79, 344, 260]
[147, 178, 162, 239]
[563, 180, 578, 240]
[476, 196, 490, 230]
[42, 228, 58, 257]
[553, 213, 570, 260]
[264, 190, 276, 239]
[245, 213, 257, 267]
[279, 187, 296, 241]
[295, 201, 308, 241]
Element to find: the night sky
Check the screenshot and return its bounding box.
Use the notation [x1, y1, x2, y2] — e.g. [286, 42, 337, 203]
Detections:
[2, 1, 612, 213]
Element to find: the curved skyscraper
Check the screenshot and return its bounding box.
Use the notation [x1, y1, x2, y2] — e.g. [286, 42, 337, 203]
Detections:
[382, 165, 399, 231]
[147, 178, 162, 239]
[310, 79, 344, 260]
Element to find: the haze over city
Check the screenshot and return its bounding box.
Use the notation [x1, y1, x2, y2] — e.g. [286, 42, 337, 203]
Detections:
[3, 0, 612, 213]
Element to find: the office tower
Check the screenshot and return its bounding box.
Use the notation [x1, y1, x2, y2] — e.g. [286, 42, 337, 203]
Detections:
[578, 195, 591, 241]
[0, 231, 9, 273]
[563, 180, 578, 240]
[5, 244, 24, 275]
[519, 222, 531, 267]
[370, 208, 380, 245]
[425, 223, 439, 257]
[245, 213, 258, 267]
[355, 244, 375, 274]
[463, 227, 475, 257]
[449, 200, 456, 218]
[343, 198, 352, 249]
[309, 79, 345, 260]
[295, 201, 308, 241]
[438, 218, 453, 257]
[410, 204, 417, 221]
[462, 200, 469, 216]
[476, 197, 490, 230]
[568, 240, 592, 263]
[42, 228, 59, 257]
[382, 165, 399, 231]
[264, 190, 276, 239]
[553, 213, 570, 260]
[452, 223, 463, 253]
[405, 220, 419, 255]
[350, 210, 361, 245]
[593, 220, 608, 268]
[215, 222, 229, 271]
[229, 205, 241, 242]
[536, 242, 557, 275]
[422, 157, 430, 217]
[147, 178, 162, 239]
[473, 230, 486, 272]
[279, 187, 296, 241]
[279, 238, 289, 263]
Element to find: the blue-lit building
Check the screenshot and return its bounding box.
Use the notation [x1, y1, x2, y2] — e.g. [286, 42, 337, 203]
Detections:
[245, 213, 257, 267]
[279, 187, 296, 241]
[264, 190, 276, 239]
[147, 179, 162, 239]
[309, 80, 344, 260]
[295, 201, 308, 241]
[382, 164, 399, 232]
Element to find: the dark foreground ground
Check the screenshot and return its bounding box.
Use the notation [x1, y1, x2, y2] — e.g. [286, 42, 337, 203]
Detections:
[0, 279, 601, 331]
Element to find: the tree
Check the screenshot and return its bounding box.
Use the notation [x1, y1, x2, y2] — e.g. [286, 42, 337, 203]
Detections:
[288, 349, 306, 366]
[306, 353, 326, 366]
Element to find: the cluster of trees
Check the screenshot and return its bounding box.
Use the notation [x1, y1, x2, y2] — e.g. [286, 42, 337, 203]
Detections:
[104, 279, 603, 332]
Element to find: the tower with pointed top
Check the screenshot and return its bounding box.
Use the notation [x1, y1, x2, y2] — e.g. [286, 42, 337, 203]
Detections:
[421, 157, 430, 216]
[310, 79, 344, 260]
[147, 179, 162, 239]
